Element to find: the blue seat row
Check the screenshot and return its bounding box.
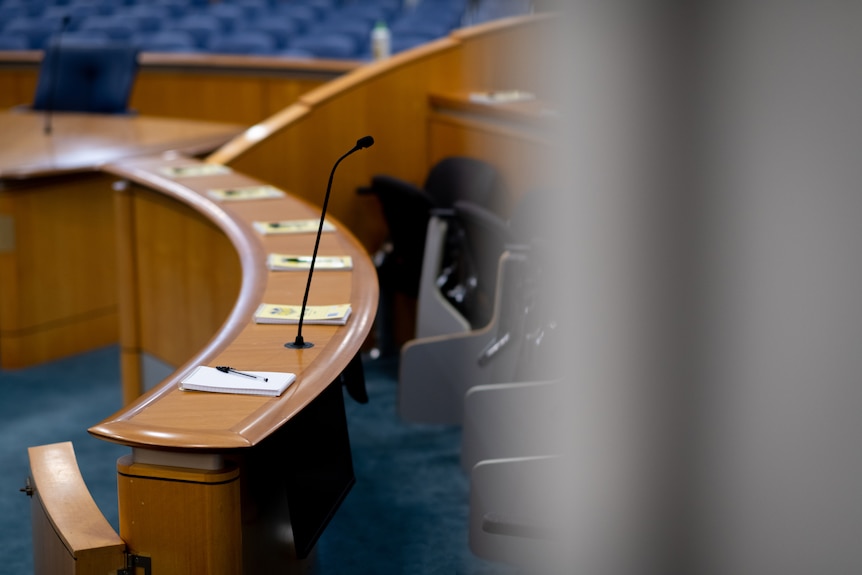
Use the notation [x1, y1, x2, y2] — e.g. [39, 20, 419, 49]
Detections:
[0, 0, 528, 59]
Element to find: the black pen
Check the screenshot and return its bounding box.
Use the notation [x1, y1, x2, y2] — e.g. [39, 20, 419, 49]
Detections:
[216, 366, 268, 382]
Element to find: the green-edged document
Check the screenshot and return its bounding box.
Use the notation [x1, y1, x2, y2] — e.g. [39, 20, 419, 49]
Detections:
[267, 254, 353, 271]
[159, 164, 232, 178]
[252, 219, 336, 235]
[254, 303, 352, 325]
[207, 185, 286, 202]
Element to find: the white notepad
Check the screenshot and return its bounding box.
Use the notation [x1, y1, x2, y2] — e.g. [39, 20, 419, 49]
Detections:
[179, 365, 296, 397]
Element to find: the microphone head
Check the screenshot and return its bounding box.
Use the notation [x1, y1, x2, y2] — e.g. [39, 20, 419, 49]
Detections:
[356, 136, 374, 149]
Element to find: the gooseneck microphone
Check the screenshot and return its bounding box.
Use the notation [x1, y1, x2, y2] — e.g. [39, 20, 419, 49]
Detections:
[286, 135, 375, 349]
[44, 15, 71, 136]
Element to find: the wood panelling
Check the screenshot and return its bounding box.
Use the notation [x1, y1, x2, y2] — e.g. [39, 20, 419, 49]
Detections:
[0, 175, 118, 367]
[0, 67, 38, 109]
[0, 52, 355, 123]
[129, 185, 241, 368]
[118, 455, 242, 575]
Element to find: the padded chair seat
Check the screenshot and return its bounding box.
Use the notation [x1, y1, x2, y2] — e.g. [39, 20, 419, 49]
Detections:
[208, 32, 278, 55]
[32, 40, 139, 114]
[289, 33, 359, 59]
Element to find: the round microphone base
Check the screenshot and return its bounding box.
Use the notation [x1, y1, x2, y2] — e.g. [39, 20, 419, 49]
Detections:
[285, 341, 314, 349]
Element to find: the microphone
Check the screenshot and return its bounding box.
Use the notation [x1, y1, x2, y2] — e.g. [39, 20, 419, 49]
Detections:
[286, 135, 375, 349]
[44, 15, 71, 136]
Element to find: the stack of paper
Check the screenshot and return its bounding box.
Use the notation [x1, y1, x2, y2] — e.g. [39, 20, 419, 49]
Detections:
[207, 185, 286, 202]
[267, 254, 353, 271]
[180, 365, 295, 397]
[253, 303, 352, 325]
[253, 219, 336, 235]
[159, 164, 232, 178]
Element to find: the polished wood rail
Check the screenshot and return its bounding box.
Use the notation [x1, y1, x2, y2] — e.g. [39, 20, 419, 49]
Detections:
[27, 442, 126, 575]
[89, 153, 378, 449]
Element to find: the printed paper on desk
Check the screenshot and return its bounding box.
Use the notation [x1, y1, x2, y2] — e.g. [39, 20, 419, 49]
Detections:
[207, 185, 286, 202]
[254, 303, 352, 325]
[253, 219, 336, 235]
[180, 365, 296, 397]
[267, 254, 353, 271]
[159, 164, 233, 178]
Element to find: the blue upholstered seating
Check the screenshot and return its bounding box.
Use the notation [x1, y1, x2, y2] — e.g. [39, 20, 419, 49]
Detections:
[166, 14, 225, 49]
[208, 31, 278, 55]
[78, 16, 136, 41]
[3, 17, 64, 49]
[288, 33, 359, 59]
[32, 39, 139, 114]
[239, 19, 299, 51]
[135, 30, 198, 53]
[0, 0, 521, 60]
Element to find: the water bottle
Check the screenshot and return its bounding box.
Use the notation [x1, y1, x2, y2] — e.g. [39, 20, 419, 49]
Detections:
[371, 20, 391, 60]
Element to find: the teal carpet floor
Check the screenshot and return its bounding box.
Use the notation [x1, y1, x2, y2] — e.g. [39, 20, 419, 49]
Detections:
[0, 346, 508, 575]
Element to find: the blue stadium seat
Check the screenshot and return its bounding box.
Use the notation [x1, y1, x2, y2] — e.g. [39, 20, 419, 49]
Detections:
[166, 14, 225, 49]
[220, 0, 271, 20]
[205, 3, 249, 33]
[116, 5, 171, 34]
[390, 17, 452, 40]
[336, 4, 393, 25]
[469, 0, 532, 24]
[0, 34, 28, 50]
[309, 16, 373, 46]
[289, 33, 359, 59]
[148, 0, 193, 19]
[135, 30, 198, 53]
[0, 5, 27, 28]
[304, 0, 339, 20]
[32, 39, 139, 114]
[3, 17, 64, 49]
[239, 19, 298, 51]
[42, 5, 101, 32]
[66, 0, 119, 17]
[391, 33, 431, 54]
[78, 16, 136, 41]
[272, 5, 319, 33]
[0, 0, 46, 19]
[207, 31, 278, 55]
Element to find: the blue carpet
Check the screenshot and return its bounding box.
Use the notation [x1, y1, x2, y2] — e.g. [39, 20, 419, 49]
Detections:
[0, 346, 508, 575]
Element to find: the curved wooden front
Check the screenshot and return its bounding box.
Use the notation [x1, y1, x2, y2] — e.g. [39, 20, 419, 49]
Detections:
[88, 154, 378, 450]
[208, 15, 561, 253]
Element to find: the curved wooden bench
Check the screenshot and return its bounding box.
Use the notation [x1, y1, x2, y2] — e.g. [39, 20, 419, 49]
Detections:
[82, 152, 378, 570]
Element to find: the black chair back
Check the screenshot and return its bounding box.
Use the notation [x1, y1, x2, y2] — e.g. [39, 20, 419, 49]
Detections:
[33, 40, 139, 114]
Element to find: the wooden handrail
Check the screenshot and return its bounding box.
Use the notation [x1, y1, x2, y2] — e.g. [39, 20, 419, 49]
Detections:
[27, 442, 125, 575]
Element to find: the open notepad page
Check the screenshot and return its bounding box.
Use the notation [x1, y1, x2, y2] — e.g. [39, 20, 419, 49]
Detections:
[179, 366, 296, 397]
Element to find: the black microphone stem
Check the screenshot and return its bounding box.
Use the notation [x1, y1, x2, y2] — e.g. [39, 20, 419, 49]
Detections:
[44, 16, 70, 136]
[287, 136, 374, 349]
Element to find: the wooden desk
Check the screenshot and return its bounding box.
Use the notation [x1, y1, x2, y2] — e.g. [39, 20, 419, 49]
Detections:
[86, 154, 378, 572]
[0, 111, 243, 368]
